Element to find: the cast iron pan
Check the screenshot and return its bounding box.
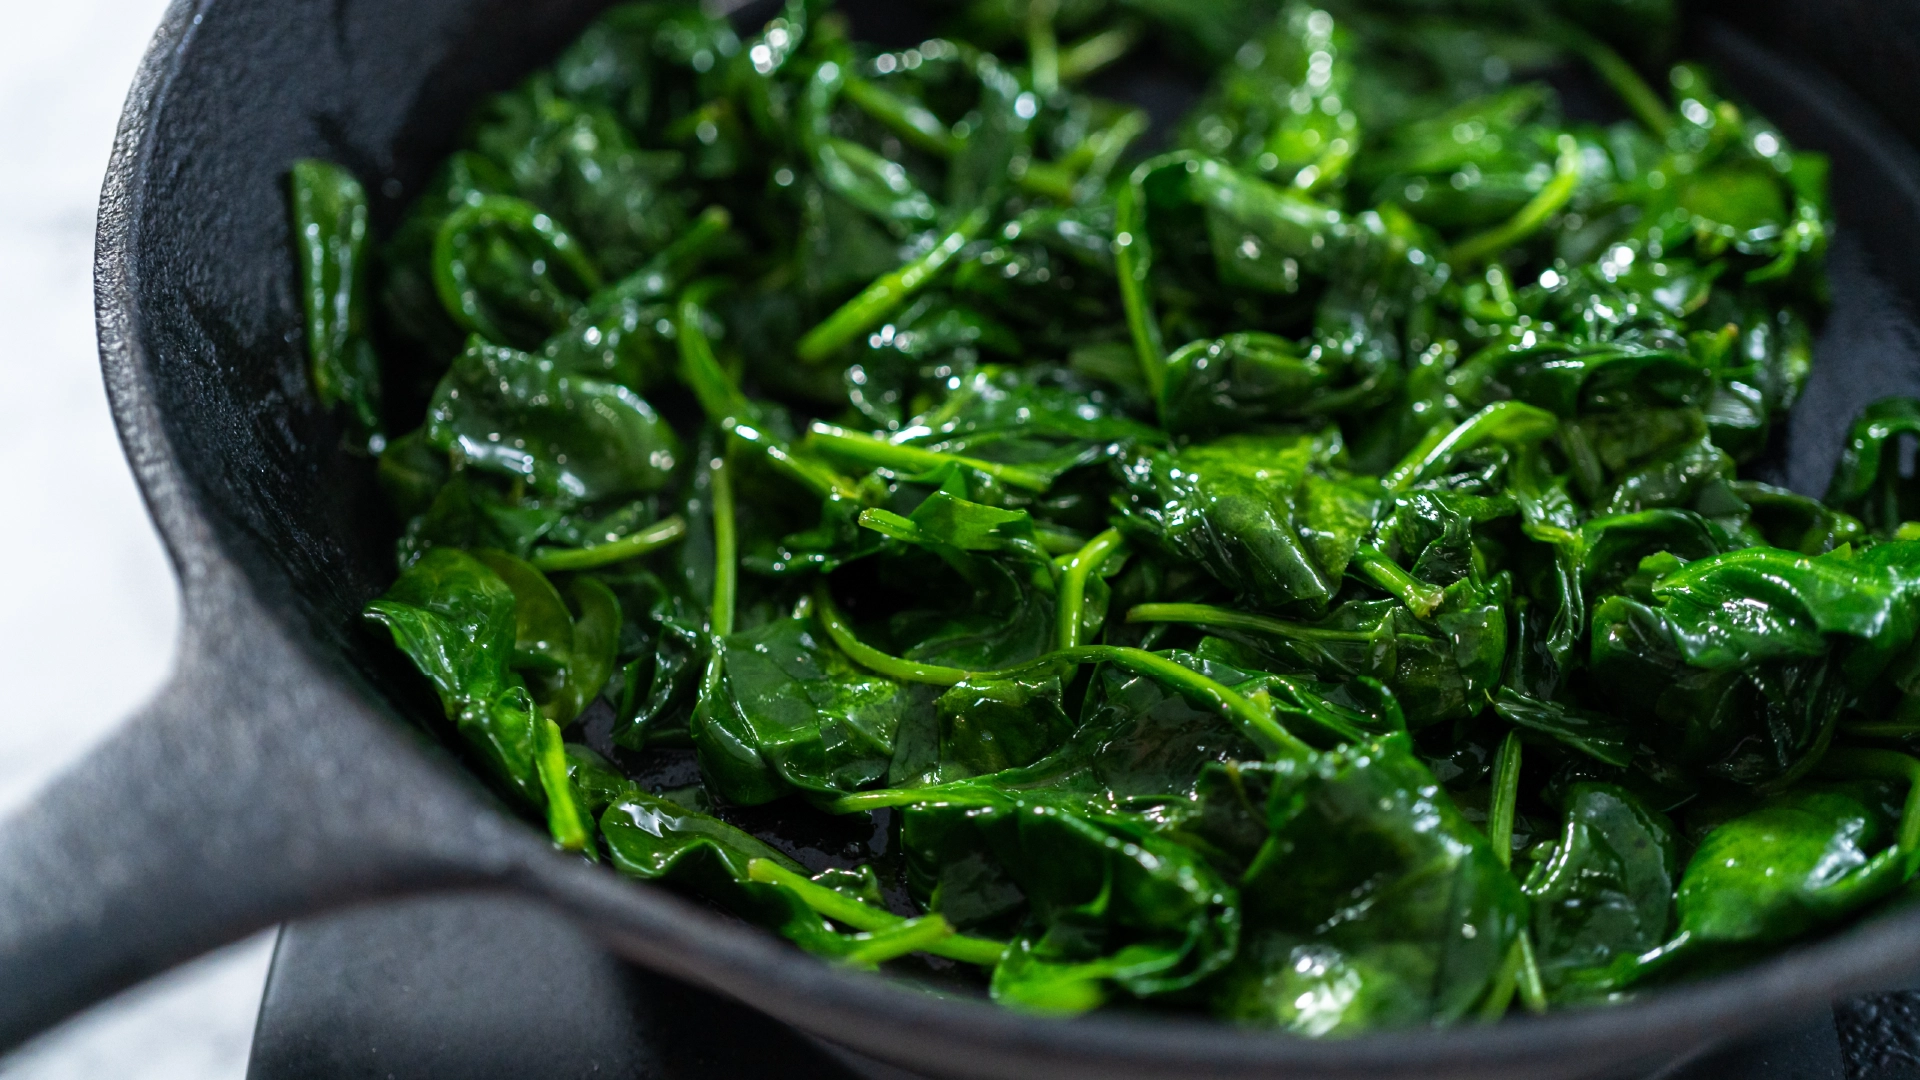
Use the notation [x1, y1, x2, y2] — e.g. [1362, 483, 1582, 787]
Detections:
[3, 0, 1920, 1076]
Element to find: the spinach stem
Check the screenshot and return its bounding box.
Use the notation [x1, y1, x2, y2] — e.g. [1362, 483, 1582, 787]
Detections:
[839, 74, 1118, 203]
[710, 453, 737, 639]
[1839, 721, 1920, 739]
[535, 718, 594, 854]
[1028, 0, 1060, 98]
[1479, 938, 1522, 1020]
[678, 287, 862, 502]
[1017, 112, 1149, 203]
[733, 421, 865, 501]
[1056, 529, 1125, 649]
[676, 283, 753, 421]
[841, 77, 961, 157]
[747, 858, 1008, 966]
[1352, 546, 1445, 620]
[822, 640, 1319, 802]
[592, 205, 733, 305]
[854, 507, 930, 544]
[797, 208, 990, 362]
[660, 205, 733, 264]
[1037, 526, 1089, 555]
[692, 449, 738, 741]
[1384, 421, 1454, 490]
[1489, 731, 1523, 869]
[814, 586, 976, 685]
[838, 916, 962, 967]
[1127, 602, 1439, 645]
[1384, 401, 1560, 492]
[1056, 21, 1139, 83]
[1018, 161, 1080, 203]
[1516, 932, 1548, 1013]
[1564, 29, 1673, 138]
[563, 206, 730, 347]
[1067, 647, 1306, 760]
[1446, 138, 1583, 267]
[808, 422, 1051, 491]
[1071, 109, 1149, 181]
[529, 515, 688, 572]
[857, 506, 1055, 575]
[828, 787, 984, 812]
[1114, 164, 1170, 400]
[815, 586, 1309, 758]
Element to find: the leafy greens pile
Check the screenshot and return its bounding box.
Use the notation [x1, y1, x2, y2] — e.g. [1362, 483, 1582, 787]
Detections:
[293, 0, 1920, 1034]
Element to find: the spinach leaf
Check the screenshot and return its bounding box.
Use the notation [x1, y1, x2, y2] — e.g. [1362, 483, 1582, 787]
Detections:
[1674, 787, 1905, 949]
[1586, 544, 1920, 787]
[889, 671, 1073, 788]
[290, 160, 382, 437]
[473, 548, 626, 724]
[1193, 735, 1525, 1033]
[364, 549, 542, 802]
[901, 791, 1240, 1012]
[381, 152, 520, 359]
[1494, 689, 1631, 768]
[1127, 599, 1497, 729]
[1735, 481, 1863, 556]
[701, 608, 913, 803]
[427, 339, 682, 500]
[1649, 546, 1920, 676]
[433, 195, 603, 348]
[1116, 432, 1368, 614]
[893, 366, 1161, 488]
[1160, 331, 1397, 433]
[539, 205, 733, 392]
[1828, 398, 1920, 532]
[604, 787, 1003, 965]
[1523, 782, 1676, 997]
[472, 80, 690, 276]
[1178, 2, 1358, 192]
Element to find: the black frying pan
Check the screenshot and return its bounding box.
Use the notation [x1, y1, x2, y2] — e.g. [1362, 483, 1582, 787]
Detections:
[6, 1, 1920, 1076]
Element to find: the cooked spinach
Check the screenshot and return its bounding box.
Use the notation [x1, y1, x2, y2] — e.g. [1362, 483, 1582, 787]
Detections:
[312, 0, 1920, 1032]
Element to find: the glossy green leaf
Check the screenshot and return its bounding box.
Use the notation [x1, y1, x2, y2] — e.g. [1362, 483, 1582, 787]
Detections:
[699, 610, 912, 802]
[1677, 787, 1904, 947]
[433, 195, 603, 348]
[1828, 398, 1920, 531]
[902, 791, 1240, 1011]
[1160, 332, 1396, 433]
[427, 339, 681, 501]
[1195, 736, 1525, 1033]
[1116, 433, 1359, 613]
[364, 549, 542, 801]
[290, 160, 382, 435]
[1524, 783, 1676, 996]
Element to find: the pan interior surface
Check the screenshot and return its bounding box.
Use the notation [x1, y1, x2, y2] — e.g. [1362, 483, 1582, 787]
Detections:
[106, 0, 1920, 1075]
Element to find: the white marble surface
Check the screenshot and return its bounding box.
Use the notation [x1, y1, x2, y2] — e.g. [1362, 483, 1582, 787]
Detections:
[0, 0, 276, 1076]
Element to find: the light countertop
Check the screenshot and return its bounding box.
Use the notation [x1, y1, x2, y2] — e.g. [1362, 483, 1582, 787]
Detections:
[0, 1, 274, 1076]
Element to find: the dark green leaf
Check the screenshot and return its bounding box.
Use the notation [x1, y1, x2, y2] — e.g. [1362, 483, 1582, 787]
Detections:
[1677, 787, 1903, 947]
[364, 549, 542, 801]
[1194, 735, 1525, 1033]
[427, 340, 682, 501]
[902, 791, 1240, 1011]
[699, 610, 913, 802]
[1116, 432, 1358, 613]
[290, 159, 382, 436]
[1524, 782, 1676, 996]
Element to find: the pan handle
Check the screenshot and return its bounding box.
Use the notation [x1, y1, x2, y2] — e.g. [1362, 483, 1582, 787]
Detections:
[0, 564, 550, 1051]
